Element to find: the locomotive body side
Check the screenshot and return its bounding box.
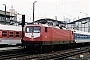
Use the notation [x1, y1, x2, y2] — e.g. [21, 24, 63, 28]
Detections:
[40, 26, 74, 45]
[51, 27, 74, 44]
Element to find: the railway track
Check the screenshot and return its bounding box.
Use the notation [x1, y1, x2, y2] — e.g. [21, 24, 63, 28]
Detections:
[0, 46, 90, 60]
[0, 48, 31, 60]
[15, 46, 90, 60]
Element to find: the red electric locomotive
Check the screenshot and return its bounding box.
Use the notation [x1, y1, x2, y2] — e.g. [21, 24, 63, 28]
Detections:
[22, 24, 74, 48]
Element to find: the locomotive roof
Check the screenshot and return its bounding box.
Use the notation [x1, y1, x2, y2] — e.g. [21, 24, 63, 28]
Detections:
[25, 24, 67, 30]
[25, 24, 48, 27]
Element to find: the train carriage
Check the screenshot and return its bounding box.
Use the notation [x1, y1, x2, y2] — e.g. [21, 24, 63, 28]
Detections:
[0, 24, 22, 45]
[73, 30, 90, 43]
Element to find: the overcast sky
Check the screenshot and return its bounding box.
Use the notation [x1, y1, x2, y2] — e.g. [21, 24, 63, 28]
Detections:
[0, 0, 90, 22]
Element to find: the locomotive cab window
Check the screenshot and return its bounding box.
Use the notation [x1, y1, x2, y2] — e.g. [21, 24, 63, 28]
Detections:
[26, 26, 40, 33]
[26, 27, 33, 33]
[33, 27, 40, 33]
[45, 27, 48, 32]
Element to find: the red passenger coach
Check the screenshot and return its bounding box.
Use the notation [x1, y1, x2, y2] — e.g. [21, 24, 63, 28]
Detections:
[0, 25, 22, 45]
[22, 24, 74, 48]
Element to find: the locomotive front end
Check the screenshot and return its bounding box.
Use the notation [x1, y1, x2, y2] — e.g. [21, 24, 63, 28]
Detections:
[22, 25, 42, 48]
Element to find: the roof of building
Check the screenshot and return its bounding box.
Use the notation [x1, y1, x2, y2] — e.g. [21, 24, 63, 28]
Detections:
[0, 10, 15, 17]
[68, 17, 90, 24]
[31, 18, 65, 24]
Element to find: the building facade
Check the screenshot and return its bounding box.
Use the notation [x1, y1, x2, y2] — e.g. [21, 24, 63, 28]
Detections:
[0, 10, 15, 25]
[67, 17, 90, 32]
